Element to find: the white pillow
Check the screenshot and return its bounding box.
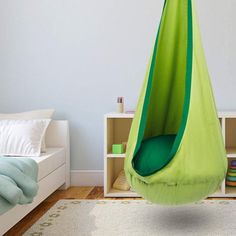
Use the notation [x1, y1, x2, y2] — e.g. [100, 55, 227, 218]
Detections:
[0, 109, 55, 119]
[0, 109, 54, 152]
[0, 119, 51, 157]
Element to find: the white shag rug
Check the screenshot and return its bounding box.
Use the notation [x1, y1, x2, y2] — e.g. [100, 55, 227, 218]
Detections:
[24, 200, 236, 236]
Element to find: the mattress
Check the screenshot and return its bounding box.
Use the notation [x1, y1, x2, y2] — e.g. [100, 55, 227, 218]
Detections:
[13, 148, 66, 181]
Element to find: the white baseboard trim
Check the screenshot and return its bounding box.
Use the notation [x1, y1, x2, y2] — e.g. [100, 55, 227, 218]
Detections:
[70, 170, 104, 186]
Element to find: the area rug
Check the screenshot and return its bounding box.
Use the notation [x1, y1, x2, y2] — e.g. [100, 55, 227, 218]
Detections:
[24, 200, 236, 236]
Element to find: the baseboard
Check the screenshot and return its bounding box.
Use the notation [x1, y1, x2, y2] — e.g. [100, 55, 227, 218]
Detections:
[70, 170, 104, 186]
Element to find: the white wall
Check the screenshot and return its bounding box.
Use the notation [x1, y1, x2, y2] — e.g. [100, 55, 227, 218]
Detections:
[197, 0, 236, 108]
[0, 0, 235, 171]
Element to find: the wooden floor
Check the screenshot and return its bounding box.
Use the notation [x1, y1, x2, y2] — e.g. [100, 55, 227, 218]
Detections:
[4, 187, 236, 236]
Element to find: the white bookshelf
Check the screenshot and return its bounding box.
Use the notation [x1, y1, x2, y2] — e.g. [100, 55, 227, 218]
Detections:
[104, 111, 236, 198]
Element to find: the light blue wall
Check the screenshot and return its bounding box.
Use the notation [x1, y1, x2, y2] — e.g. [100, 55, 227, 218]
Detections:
[0, 0, 235, 170]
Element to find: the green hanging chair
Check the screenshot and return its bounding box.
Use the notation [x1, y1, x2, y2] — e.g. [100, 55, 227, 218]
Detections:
[124, 0, 227, 205]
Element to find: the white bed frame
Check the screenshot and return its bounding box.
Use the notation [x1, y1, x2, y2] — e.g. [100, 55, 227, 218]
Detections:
[0, 120, 70, 235]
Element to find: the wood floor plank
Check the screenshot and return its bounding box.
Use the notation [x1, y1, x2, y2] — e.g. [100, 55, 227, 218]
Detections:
[86, 186, 104, 199]
[45, 187, 94, 202]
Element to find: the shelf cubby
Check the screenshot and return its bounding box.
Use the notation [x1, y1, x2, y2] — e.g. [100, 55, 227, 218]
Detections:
[106, 117, 132, 154]
[104, 156, 139, 197]
[225, 118, 236, 157]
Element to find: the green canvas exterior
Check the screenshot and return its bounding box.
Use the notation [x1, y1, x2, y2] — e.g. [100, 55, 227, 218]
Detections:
[124, 0, 227, 205]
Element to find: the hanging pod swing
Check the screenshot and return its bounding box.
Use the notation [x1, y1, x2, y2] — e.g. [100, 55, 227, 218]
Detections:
[124, 0, 227, 205]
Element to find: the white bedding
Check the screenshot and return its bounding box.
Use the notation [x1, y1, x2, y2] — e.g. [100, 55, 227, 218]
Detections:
[13, 148, 65, 181]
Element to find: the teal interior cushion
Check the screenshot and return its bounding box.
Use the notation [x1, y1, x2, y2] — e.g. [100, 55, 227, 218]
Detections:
[133, 135, 176, 176]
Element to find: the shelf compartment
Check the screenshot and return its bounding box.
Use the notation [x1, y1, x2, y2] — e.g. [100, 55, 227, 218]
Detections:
[105, 157, 140, 197]
[225, 118, 236, 156]
[106, 117, 132, 154]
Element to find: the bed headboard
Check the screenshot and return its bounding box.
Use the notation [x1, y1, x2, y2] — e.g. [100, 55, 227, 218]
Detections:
[45, 120, 70, 189]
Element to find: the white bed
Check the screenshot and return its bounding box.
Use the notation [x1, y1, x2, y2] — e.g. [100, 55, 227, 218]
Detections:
[0, 120, 70, 235]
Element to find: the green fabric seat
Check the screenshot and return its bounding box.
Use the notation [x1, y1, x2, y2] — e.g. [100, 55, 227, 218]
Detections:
[133, 135, 176, 176]
[124, 0, 227, 205]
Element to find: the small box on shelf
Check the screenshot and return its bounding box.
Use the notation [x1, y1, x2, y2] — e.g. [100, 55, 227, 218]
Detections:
[112, 144, 124, 154]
